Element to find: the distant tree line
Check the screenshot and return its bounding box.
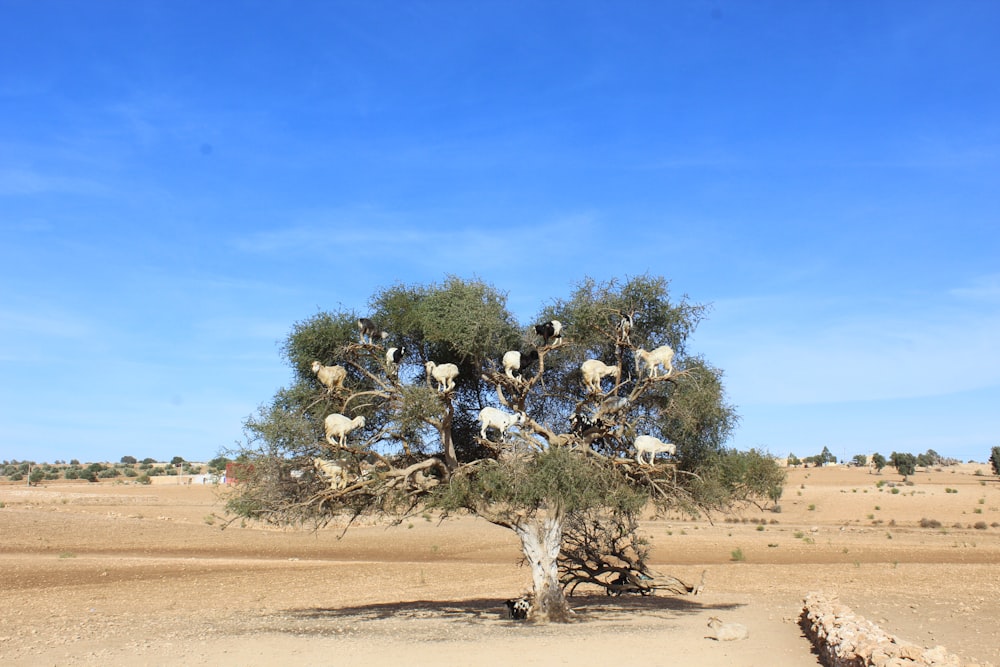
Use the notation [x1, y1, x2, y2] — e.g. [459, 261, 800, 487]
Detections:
[0, 456, 232, 485]
[785, 447, 969, 480]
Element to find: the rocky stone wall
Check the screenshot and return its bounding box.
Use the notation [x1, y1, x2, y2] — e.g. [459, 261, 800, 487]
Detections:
[800, 592, 988, 667]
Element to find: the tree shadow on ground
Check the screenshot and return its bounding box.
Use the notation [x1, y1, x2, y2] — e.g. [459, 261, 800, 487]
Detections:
[281, 593, 744, 627]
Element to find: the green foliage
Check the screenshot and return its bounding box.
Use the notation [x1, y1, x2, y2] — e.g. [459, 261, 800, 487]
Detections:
[120, 455, 137, 465]
[28, 468, 44, 485]
[208, 456, 231, 472]
[990, 446, 1000, 476]
[431, 446, 646, 521]
[787, 453, 800, 466]
[227, 274, 771, 572]
[872, 453, 887, 472]
[890, 452, 917, 478]
[852, 454, 869, 467]
[687, 448, 787, 512]
[916, 449, 942, 467]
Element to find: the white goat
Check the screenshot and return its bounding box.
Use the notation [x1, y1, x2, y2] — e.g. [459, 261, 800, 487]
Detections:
[313, 457, 349, 490]
[706, 616, 749, 641]
[312, 361, 347, 391]
[478, 407, 525, 440]
[634, 435, 676, 465]
[425, 361, 459, 392]
[580, 359, 620, 393]
[324, 413, 366, 448]
[502, 350, 538, 379]
[636, 345, 675, 378]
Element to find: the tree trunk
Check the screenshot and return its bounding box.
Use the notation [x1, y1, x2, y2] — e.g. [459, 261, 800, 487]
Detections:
[513, 513, 573, 623]
[441, 398, 458, 470]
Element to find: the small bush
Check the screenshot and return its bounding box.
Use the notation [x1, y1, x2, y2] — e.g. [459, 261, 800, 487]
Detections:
[920, 518, 942, 529]
[973, 521, 988, 530]
[730, 547, 745, 562]
[890, 487, 900, 495]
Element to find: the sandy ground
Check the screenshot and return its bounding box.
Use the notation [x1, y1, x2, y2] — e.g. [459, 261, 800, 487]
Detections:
[2, 463, 999, 666]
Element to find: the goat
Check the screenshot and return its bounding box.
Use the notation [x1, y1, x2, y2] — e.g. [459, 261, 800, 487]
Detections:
[570, 411, 605, 435]
[636, 344, 675, 379]
[505, 596, 531, 620]
[385, 346, 405, 374]
[634, 435, 676, 465]
[324, 413, 366, 448]
[425, 361, 459, 392]
[478, 406, 525, 440]
[596, 395, 629, 417]
[534, 320, 563, 346]
[580, 359, 620, 393]
[706, 616, 749, 641]
[502, 349, 539, 379]
[313, 457, 349, 490]
[311, 361, 347, 391]
[616, 314, 633, 345]
[357, 317, 389, 344]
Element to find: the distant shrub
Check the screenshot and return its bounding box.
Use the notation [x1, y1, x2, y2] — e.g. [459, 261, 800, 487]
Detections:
[730, 548, 745, 562]
[919, 518, 942, 529]
[137, 474, 151, 485]
[973, 521, 988, 530]
[890, 487, 900, 495]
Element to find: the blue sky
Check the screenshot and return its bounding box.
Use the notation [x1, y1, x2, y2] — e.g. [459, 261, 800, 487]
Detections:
[2, 1, 998, 464]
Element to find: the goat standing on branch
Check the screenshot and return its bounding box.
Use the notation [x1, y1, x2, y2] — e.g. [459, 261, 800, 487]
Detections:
[357, 317, 389, 344]
[313, 457, 349, 489]
[534, 320, 563, 346]
[324, 413, 366, 449]
[478, 406, 525, 440]
[312, 361, 347, 391]
[425, 361, 459, 392]
[581, 359, 620, 394]
[636, 345, 675, 379]
[502, 349, 538, 380]
[634, 435, 676, 465]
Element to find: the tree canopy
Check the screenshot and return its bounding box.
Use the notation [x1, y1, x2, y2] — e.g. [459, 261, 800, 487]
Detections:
[226, 274, 784, 621]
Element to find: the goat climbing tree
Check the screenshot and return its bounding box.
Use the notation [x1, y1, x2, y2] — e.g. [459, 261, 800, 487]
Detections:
[227, 274, 784, 622]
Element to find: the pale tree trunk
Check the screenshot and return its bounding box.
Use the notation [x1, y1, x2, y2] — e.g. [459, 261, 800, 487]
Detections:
[513, 512, 573, 622]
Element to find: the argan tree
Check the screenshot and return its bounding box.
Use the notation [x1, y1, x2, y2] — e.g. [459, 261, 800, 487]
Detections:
[226, 275, 784, 622]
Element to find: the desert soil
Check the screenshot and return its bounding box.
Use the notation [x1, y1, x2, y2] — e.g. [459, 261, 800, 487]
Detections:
[2, 464, 999, 666]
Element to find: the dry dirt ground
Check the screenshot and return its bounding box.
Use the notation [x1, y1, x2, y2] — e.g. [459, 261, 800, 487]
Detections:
[2, 464, 999, 666]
